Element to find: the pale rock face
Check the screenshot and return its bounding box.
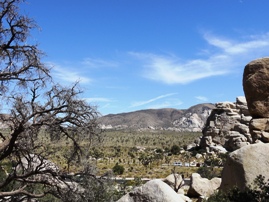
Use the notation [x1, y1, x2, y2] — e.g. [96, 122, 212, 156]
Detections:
[173, 113, 205, 132]
[220, 142, 269, 192]
[117, 179, 186, 202]
[187, 173, 221, 198]
[243, 57, 269, 118]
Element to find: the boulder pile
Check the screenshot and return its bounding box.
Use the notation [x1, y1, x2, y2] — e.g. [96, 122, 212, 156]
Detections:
[220, 57, 269, 192]
[200, 96, 252, 152]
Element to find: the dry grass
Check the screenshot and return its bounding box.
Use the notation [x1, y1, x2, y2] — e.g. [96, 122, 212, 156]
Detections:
[19, 129, 215, 179]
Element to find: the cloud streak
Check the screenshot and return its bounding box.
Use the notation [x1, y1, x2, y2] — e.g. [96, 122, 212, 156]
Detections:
[130, 52, 230, 84]
[204, 33, 269, 55]
[147, 99, 183, 109]
[130, 32, 269, 84]
[51, 63, 92, 84]
[82, 58, 118, 68]
[130, 93, 178, 108]
[84, 97, 112, 103]
[195, 96, 208, 102]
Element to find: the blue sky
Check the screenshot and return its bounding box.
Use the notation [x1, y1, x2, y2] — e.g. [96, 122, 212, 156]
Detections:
[22, 0, 269, 115]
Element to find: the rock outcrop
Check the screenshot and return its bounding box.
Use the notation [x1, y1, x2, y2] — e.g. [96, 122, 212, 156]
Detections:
[220, 142, 269, 191]
[187, 173, 221, 198]
[172, 104, 213, 132]
[117, 179, 188, 202]
[200, 96, 252, 152]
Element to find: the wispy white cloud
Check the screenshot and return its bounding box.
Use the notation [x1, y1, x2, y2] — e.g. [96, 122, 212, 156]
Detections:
[130, 32, 269, 84]
[130, 52, 229, 84]
[84, 97, 112, 103]
[50, 63, 91, 84]
[130, 93, 177, 108]
[204, 33, 269, 55]
[82, 58, 118, 68]
[147, 99, 183, 109]
[195, 96, 208, 102]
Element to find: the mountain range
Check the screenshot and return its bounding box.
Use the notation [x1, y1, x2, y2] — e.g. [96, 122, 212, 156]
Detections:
[98, 103, 215, 132]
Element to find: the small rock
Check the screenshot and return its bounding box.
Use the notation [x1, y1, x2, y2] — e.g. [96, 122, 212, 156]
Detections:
[187, 173, 221, 198]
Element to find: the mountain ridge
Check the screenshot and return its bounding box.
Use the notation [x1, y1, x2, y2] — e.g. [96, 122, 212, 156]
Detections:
[98, 103, 215, 132]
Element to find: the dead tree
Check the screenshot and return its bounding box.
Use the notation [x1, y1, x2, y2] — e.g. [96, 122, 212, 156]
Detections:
[0, 1, 104, 201]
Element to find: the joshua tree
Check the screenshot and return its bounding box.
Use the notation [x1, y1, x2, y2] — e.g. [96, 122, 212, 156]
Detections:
[138, 153, 153, 170]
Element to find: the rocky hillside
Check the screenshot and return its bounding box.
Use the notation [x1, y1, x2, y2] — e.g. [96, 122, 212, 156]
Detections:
[98, 103, 215, 132]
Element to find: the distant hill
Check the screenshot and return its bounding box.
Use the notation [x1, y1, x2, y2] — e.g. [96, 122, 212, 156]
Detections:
[98, 103, 215, 132]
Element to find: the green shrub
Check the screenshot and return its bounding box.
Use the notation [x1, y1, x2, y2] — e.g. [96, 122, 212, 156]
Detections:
[171, 145, 180, 155]
[112, 163, 125, 175]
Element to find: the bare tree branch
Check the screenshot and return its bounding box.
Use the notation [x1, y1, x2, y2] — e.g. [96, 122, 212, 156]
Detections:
[0, 0, 50, 94]
[0, 1, 104, 200]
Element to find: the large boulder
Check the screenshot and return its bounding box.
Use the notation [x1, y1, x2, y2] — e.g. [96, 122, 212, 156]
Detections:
[243, 57, 269, 118]
[117, 179, 186, 202]
[187, 173, 221, 198]
[220, 142, 269, 191]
